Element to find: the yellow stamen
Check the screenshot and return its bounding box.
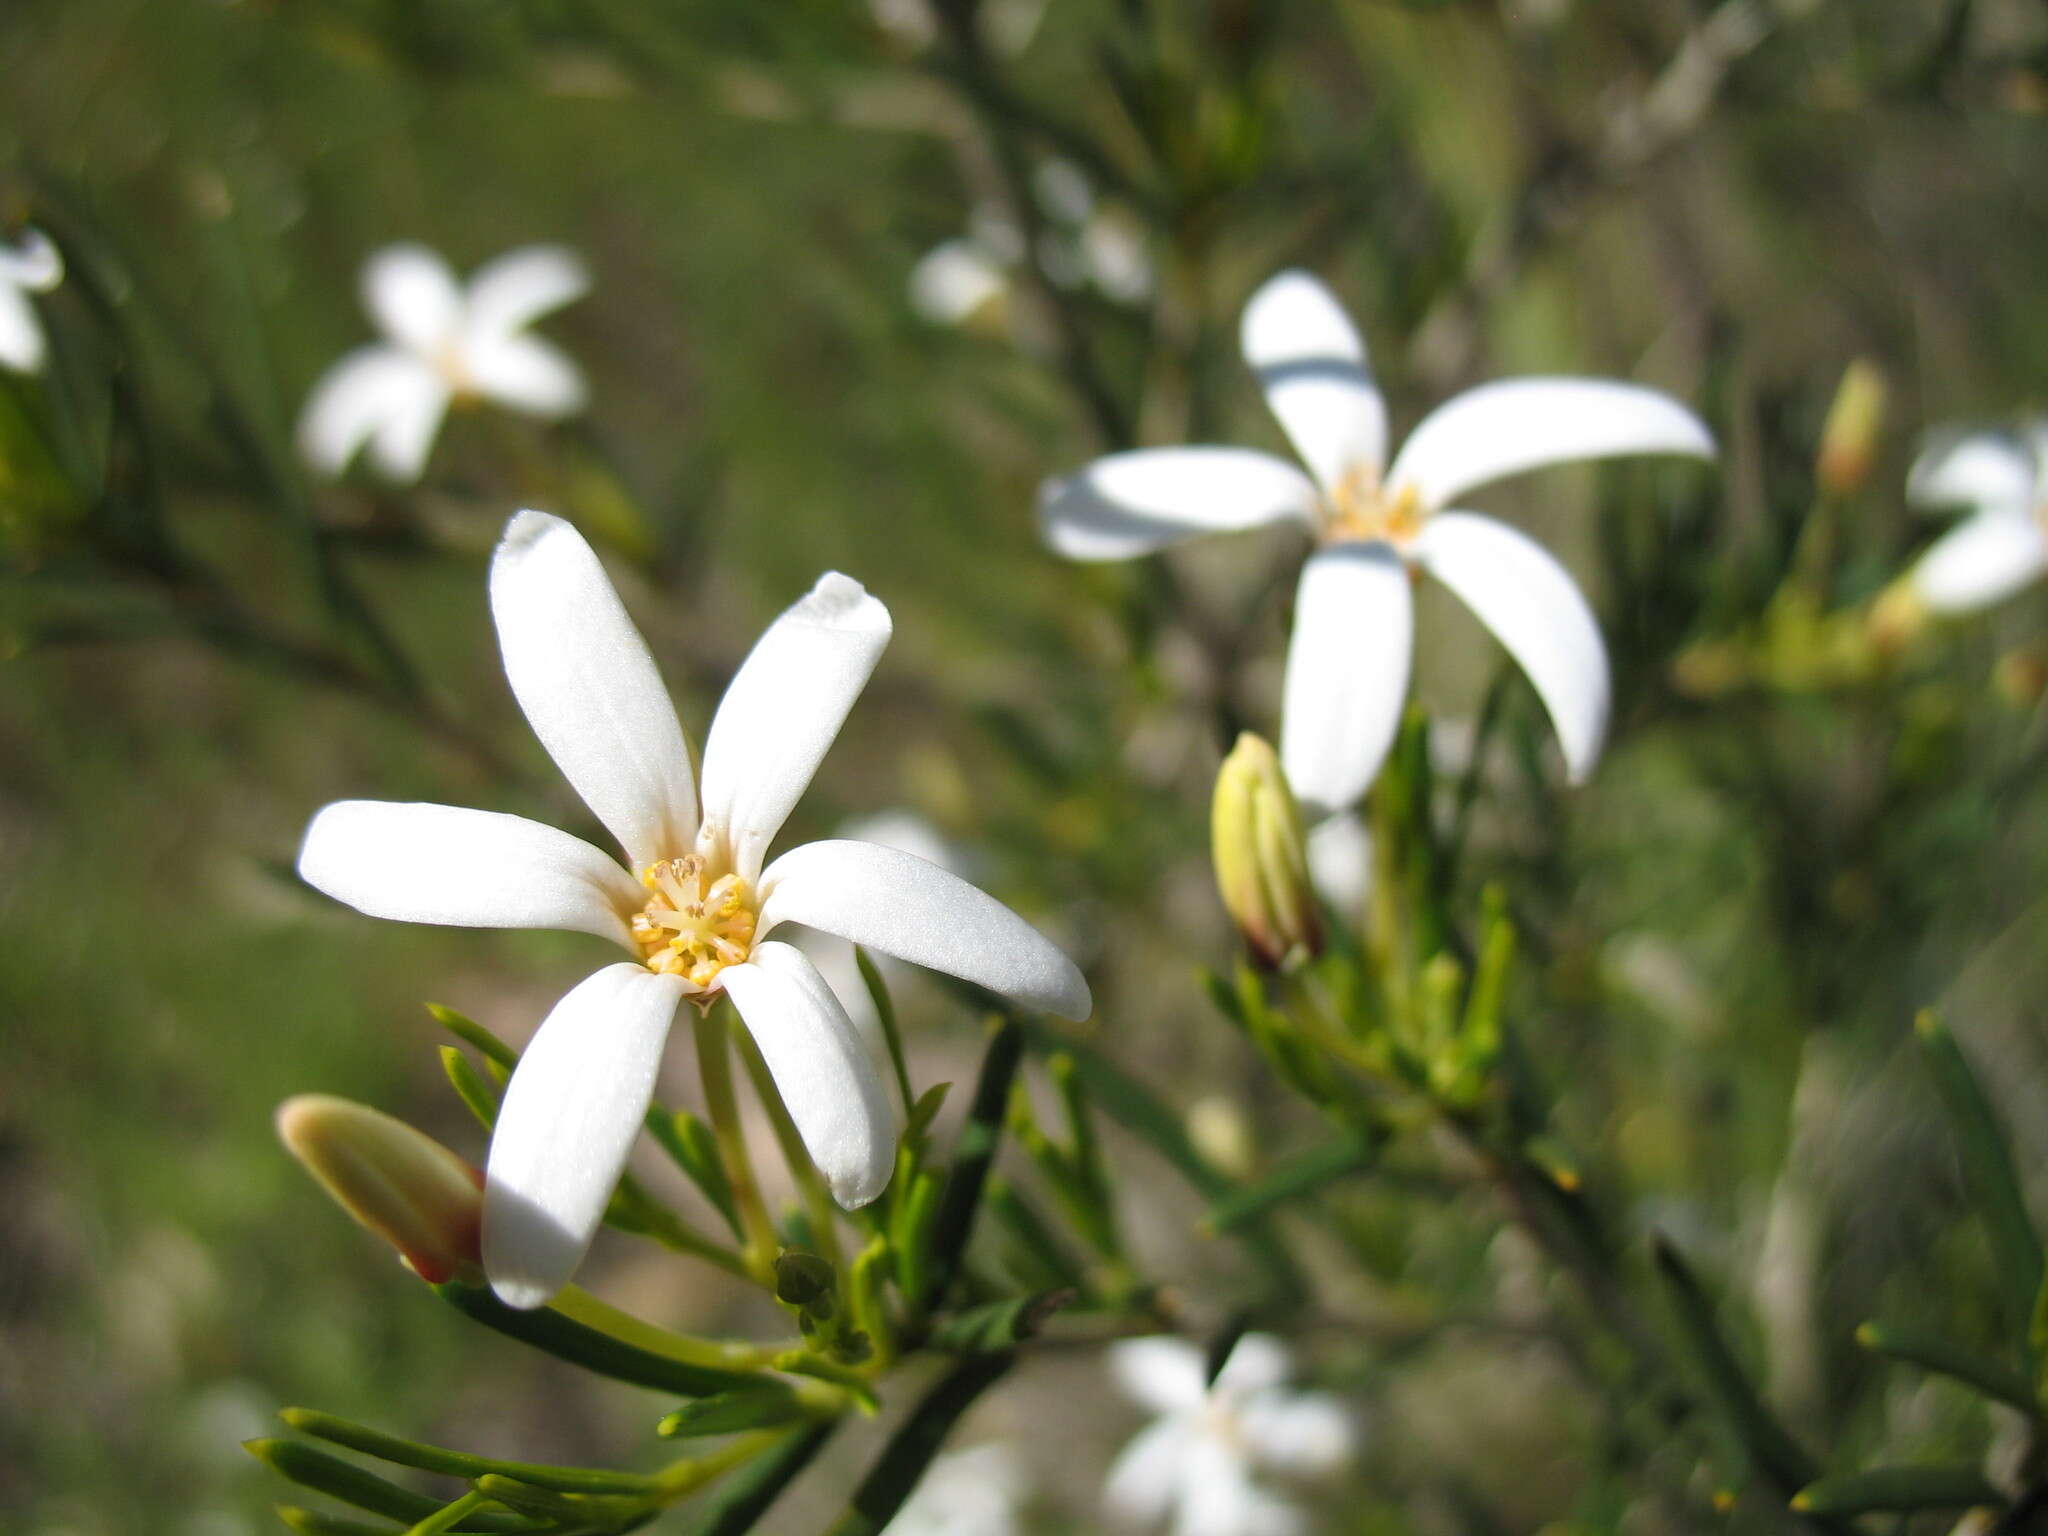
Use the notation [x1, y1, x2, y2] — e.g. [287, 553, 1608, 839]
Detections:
[631, 855, 758, 992]
[1322, 465, 1425, 546]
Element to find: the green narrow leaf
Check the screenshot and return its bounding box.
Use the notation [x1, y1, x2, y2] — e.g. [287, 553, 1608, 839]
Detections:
[439, 1047, 498, 1131]
[432, 1283, 764, 1399]
[243, 1442, 534, 1532]
[926, 1290, 1075, 1353]
[1854, 1323, 2040, 1416]
[1916, 1012, 2043, 1346]
[1201, 1130, 1378, 1233]
[279, 1409, 657, 1496]
[428, 1006, 518, 1071]
[277, 1508, 397, 1536]
[921, 1020, 1023, 1310]
[645, 1106, 741, 1239]
[856, 946, 914, 1113]
[1791, 1466, 2004, 1516]
[984, 1176, 1089, 1292]
[1203, 1314, 1255, 1388]
[680, 1423, 836, 1536]
[400, 1493, 488, 1536]
[1018, 1026, 1305, 1303]
[658, 1383, 808, 1440]
[1652, 1236, 1823, 1503]
[821, 1354, 1015, 1536]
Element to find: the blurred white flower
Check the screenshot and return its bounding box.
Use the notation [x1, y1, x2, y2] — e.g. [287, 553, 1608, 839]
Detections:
[297, 510, 1089, 1308]
[1106, 1333, 1354, 1536]
[1304, 810, 1371, 925]
[909, 239, 1010, 327]
[299, 243, 590, 482]
[887, 1442, 1028, 1536]
[1903, 425, 2048, 615]
[868, 0, 1046, 56]
[1041, 269, 1714, 810]
[0, 229, 64, 374]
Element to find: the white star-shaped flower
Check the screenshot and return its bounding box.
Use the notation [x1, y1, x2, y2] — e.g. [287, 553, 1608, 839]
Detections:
[1903, 424, 2048, 615]
[297, 511, 1089, 1308]
[298, 244, 589, 483]
[1105, 1334, 1354, 1536]
[0, 229, 64, 375]
[1040, 269, 1715, 810]
[886, 1442, 1027, 1536]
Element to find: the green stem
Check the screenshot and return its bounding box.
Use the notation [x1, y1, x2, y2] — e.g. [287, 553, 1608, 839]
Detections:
[652, 1430, 787, 1503]
[735, 1026, 845, 1274]
[549, 1287, 783, 1374]
[696, 1005, 780, 1283]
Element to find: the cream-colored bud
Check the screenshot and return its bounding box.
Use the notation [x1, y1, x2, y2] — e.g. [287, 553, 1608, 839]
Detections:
[276, 1095, 483, 1284]
[1867, 577, 1930, 656]
[1212, 733, 1321, 968]
[1815, 359, 1886, 498]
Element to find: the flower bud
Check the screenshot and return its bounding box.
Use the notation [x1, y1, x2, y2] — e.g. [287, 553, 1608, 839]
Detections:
[1212, 733, 1321, 967]
[1815, 359, 1886, 498]
[275, 1095, 483, 1284]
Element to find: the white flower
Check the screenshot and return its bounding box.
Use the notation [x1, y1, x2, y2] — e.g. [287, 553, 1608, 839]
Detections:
[1040, 269, 1715, 811]
[1304, 810, 1371, 926]
[1903, 425, 2048, 614]
[887, 1442, 1028, 1536]
[297, 511, 1090, 1308]
[0, 229, 64, 375]
[1105, 1334, 1354, 1536]
[298, 244, 589, 483]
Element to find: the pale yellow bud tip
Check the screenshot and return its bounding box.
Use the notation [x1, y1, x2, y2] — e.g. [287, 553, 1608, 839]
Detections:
[276, 1095, 483, 1285]
[1815, 358, 1886, 498]
[1212, 732, 1321, 968]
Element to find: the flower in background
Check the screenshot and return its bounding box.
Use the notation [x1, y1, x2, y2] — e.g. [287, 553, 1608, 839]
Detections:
[1304, 809, 1371, 928]
[886, 1442, 1028, 1536]
[299, 243, 589, 483]
[0, 229, 64, 374]
[1901, 425, 2048, 615]
[297, 511, 1089, 1308]
[1105, 1333, 1354, 1536]
[1041, 269, 1715, 811]
[908, 161, 1153, 329]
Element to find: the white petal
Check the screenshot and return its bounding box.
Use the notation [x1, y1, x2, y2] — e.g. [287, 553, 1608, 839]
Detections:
[361, 243, 464, 355]
[483, 964, 684, 1308]
[1038, 447, 1318, 562]
[908, 239, 1008, 325]
[719, 942, 901, 1209]
[1104, 1418, 1196, 1527]
[297, 800, 639, 946]
[697, 574, 890, 882]
[1305, 810, 1371, 923]
[1387, 377, 1715, 510]
[1173, 1452, 1301, 1536]
[1213, 1333, 1292, 1397]
[1108, 1335, 1207, 1414]
[1279, 543, 1414, 814]
[1907, 430, 2038, 514]
[296, 347, 448, 481]
[1910, 510, 2048, 615]
[1413, 511, 1610, 784]
[1239, 269, 1386, 493]
[464, 332, 587, 417]
[489, 510, 698, 870]
[0, 283, 46, 373]
[758, 839, 1090, 1020]
[0, 229, 63, 291]
[1239, 1392, 1356, 1477]
[463, 245, 590, 339]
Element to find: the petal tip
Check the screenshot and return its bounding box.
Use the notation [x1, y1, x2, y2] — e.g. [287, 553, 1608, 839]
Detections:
[486, 1271, 558, 1311]
[796, 571, 891, 634]
[498, 507, 571, 555]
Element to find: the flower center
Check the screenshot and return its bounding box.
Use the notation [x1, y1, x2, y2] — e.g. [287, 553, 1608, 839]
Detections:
[1322, 464, 1425, 547]
[630, 856, 758, 991]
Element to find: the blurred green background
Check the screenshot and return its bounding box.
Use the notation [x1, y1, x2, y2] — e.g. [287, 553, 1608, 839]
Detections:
[6, 1, 2048, 1531]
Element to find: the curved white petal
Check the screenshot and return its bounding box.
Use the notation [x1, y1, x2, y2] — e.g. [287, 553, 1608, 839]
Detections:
[1907, 430, 2038, 514]
[1305, 810, 1371, 923]
[482, 964, 684, 1308]
[0, 229, 63, 291]
[1108, 1335, 1207, 1414]
[1240, 269, 1386, 493]
[1413, 511, 1610, 784]
[1238, 1392, 1355, 1477]
[489, 510, 697, 870]
[1104, 1417, 1196, 1527]
[0, 283, 47, 374]
[464, 245, 589, 339]
[720, 942, 900, 1209]
[297, 800, 639, 946]
[758, 840, 1090, 1020]
[297, 347, 448, 481]
[1910, 509, 2048, 615]
[1038, 447, 1318, 562]
[1388, 377, 1715, 510]
[464, 332, 587, 417]
[1213, 1333, 1292, 1398]
[697, 574, 890, 882]
[1279, 543, 1414, 814]
[362, 243, 464, 355]
[1173, 1451, 1301, 1536]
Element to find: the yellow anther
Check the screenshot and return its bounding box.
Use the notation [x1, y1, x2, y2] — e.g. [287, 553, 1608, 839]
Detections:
[1322, 466, 1425, 547]
[633, 857, 758, 991]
